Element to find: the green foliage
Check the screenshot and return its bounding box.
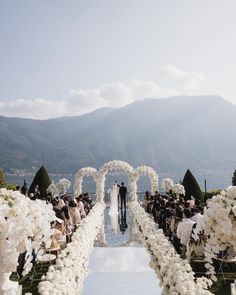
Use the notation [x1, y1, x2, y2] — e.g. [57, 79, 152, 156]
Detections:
[29, 166, 51, 200]
[232, 169, 236, 186]
[0, 167, 6, 188]
[182, 169, 203, 202]
[204, 189, 222, 201]
[6, 183, 16, 190]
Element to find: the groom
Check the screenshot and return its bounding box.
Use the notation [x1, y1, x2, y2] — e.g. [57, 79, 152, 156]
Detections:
[119, 182, 127, 211]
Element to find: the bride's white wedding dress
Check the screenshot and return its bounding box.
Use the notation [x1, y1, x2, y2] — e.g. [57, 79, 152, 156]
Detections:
[108, 183, 119, 234]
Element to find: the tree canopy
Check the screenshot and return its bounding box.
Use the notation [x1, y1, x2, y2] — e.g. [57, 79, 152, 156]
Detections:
[182, 169, 203, 202]
[232, 170, 236, 186]
[29, 166, 51, 200]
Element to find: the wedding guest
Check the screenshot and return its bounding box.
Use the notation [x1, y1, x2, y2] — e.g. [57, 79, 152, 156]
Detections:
[51, 218, 66, 250]
[191, 206, 203, 224]
[76, 195, 86, 218]
[142, 191, 151, 211]
[171, 209, 183, 254]
[68, 199, 81, 228]
[55, 196, 65, 210]
[177, 209, 195, 258]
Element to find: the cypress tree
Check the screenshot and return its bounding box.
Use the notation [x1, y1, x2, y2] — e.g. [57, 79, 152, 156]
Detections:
[29, 166, 51, 200]
[182, 169, 203, 202]
[232, 170, 236, 186]
[0, 167, 6, 188]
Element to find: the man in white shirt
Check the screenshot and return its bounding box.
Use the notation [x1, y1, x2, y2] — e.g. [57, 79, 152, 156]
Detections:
[191, 206, 203, 224]
[177, 209, 195, 249]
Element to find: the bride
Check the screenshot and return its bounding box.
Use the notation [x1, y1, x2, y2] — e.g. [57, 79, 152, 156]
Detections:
[108, 181, 119, 234]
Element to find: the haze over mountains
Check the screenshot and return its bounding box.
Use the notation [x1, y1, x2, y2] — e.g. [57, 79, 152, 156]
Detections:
[1, 95, 236, 189]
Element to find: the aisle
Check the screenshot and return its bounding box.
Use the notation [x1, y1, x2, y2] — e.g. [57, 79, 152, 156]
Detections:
[83, 247, 162, 295]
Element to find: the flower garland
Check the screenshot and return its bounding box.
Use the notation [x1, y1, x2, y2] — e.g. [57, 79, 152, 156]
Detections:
[193, 186, 236, 282]
[129, 201, 212, 295]
[38, 202, 105, 295]
[0, 188, 55, 295]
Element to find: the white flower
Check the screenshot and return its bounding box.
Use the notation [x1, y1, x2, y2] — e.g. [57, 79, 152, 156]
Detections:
[172, 183, 185, 196]
[0, 188, 55, 294]
[161, 178, 174, 192]
[194, 186, 236, 281]
[39, 202, 105, 295]
[129, 201, 212, 295]
[56, 178, 71, 194]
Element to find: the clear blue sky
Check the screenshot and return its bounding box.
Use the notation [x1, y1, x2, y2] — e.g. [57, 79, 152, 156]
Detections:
[1, 0, 236, 118]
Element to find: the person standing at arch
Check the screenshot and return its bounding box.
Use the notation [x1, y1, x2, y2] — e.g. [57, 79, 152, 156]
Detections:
[119, 182, 127, 211]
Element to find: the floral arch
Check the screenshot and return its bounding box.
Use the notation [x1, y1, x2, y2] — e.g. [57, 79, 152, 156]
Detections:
[132, 165, 159, 199]
[74, 167, 98, 197]
[74, 160, 159, 203]
[97, 160, 134, 202]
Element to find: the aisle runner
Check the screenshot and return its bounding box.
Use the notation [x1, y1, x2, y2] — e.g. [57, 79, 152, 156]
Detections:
[83, 247, 162, 295]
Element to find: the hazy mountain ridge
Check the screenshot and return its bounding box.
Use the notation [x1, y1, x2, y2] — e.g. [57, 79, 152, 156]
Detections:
[1, 96, 236, 186]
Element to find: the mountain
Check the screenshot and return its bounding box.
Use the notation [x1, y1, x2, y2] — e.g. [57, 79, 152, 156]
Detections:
[1, 95, 236, 188]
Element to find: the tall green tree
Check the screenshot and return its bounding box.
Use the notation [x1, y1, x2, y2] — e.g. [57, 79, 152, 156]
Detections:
[232, 170, 236, 186]
[0, 167, 6, 188]
[29, 166, 51, 200]
[182, 169, 203, 202]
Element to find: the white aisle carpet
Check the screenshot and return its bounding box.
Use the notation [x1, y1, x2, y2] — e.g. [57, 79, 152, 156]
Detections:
[83, 247, 162, 295]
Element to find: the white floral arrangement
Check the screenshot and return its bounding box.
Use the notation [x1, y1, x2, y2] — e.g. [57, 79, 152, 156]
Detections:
[99, 160, 134, 177]
[129, 201, 213, 294]
[38, 202, 105, 295]
[47, 182, 59, 198]
[56, 178, 71, 194]
[161, 178, 174, 193]
[172, 183, 185, 198]
[74, 167, 98, 196]
[74, 161, 159, 203]
[193, 186, 236, 282]
[134, 165, 159, 195]
[0, 188, 55, 295]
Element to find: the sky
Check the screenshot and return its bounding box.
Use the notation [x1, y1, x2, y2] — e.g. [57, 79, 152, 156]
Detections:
[0, 0, 236, 119]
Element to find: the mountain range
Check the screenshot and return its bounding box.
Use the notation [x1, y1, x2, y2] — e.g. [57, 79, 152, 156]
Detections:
[1, 95, 236, 188]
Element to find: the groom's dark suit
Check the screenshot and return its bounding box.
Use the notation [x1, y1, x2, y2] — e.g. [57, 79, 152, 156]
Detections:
[119, 184, 127, 210]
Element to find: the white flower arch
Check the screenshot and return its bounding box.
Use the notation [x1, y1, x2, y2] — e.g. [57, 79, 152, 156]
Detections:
[97, 160, 134, 202]
[74, 167, 98, 197]
[134, 165, 159, 194]
[74, 161, 159, 203]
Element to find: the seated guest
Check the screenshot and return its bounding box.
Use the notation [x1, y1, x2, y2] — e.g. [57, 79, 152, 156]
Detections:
[177, 209, 195, 258]
[142, 191, 151, 211]
[146, 195, 154, 214]
[51, 218, 66, 250]
[83, 193, 93, 214]
[191, 206, 203, 224]
[76, 195, 86, 218]
[171, 209, 183, 255]
[68, 199, 81, 228]
[55, 196, 65, 210]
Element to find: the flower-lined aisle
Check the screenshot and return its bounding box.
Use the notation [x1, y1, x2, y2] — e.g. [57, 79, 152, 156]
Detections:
[38, 202, 105, 295]
[1, 159, 235, 295]
[129, 201, 212, 295]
